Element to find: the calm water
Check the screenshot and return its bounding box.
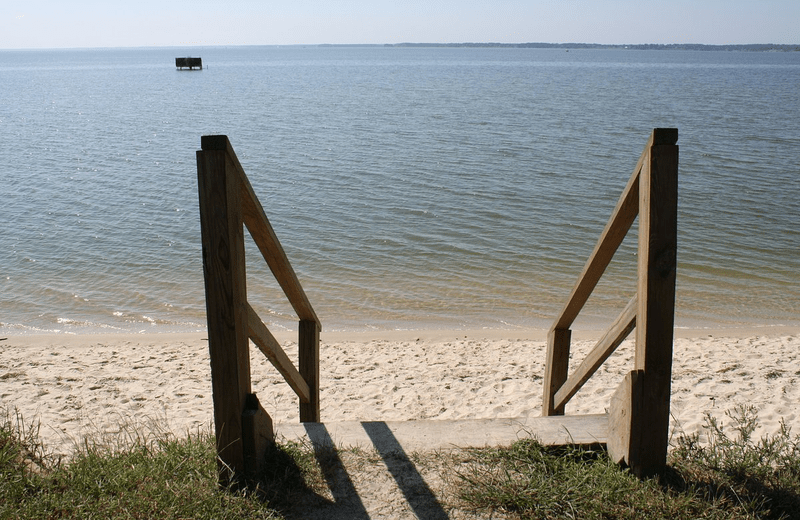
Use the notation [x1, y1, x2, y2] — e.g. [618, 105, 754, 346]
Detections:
[1, 46, 799, 334]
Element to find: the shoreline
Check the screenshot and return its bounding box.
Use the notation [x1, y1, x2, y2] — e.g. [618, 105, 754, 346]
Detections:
[4, 322, 799, 343]
[2, 309, 798, 340]
[2, 327, 798, 458]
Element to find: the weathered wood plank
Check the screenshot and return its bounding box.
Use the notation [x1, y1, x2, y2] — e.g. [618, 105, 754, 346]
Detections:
[607, 370, 644, 468]
[299, 319, 321, 422]
[247, 304, 311, 403]
[633, 134, 679, 476]
[196, 146, 252, 478]
[542, 328, 571, 416]
[277, 414, 610, 452]
[553, 296, 637, 411]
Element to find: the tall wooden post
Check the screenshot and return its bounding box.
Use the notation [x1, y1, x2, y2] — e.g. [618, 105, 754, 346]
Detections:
[197, 136, 255, 480]
[634, 130, 678, 476]
[609, 128, 678, 476]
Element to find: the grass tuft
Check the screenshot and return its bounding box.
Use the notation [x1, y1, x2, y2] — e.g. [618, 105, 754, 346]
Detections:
[0, 407, 283, 519]
[454, 441, 699, 519]
[670, 404, 800, 519]
[455, 405, 800, 519]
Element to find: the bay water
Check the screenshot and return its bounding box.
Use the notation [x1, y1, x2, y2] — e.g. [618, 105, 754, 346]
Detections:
[2, 46, 799, 334]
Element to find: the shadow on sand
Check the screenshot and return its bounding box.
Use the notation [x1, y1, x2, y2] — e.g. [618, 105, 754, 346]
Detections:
[280, 421, 450, 519]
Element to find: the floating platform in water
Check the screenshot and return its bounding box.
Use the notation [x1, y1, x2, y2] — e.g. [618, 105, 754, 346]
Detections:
[175, 57, 202, 70]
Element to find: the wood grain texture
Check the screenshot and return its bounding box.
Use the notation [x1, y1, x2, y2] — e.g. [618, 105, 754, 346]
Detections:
[634, 135, 679, 476]
[196, 144, 252, 476]
[241, 393, 274, 478]
[607, 370, 644, 468]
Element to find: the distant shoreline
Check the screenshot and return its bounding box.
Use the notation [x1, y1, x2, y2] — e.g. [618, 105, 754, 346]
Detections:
[321, 42, 800, 52]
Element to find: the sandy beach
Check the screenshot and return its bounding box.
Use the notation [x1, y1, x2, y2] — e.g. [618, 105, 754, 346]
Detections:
[1, 326, 798, 458]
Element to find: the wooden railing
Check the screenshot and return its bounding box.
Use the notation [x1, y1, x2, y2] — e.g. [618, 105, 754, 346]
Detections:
[197, 135, 321, 480]
[542, 128, 678, 476]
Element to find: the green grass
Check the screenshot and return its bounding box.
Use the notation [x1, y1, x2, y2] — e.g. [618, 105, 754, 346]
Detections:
[451, 441, 715, 519]
[669, 405, 800, 519]
[0, 408, 286, 519]
[3, 405, 800, 519]
[454, 405, 800, 519]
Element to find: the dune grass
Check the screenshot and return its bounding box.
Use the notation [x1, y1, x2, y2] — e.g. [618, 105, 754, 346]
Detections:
[454, 405, 800, 519]
[2, 405, 800, 519]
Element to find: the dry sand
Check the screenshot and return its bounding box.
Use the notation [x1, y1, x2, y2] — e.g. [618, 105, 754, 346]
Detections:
[1, 326, 798, 518]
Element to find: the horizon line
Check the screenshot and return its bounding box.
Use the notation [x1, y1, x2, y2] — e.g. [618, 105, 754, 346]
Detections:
[2, 42, 798, 52]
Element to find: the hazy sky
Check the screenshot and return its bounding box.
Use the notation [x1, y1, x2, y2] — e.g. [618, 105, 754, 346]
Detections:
[3, 1, 798, 49]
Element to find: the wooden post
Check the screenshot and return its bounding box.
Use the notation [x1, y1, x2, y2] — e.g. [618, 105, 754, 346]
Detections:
[607, 370, 644, 467]
[631, 128, 679, 476]
[542, 328, 571, 416]
[197, 135, 262, 480]
[299, 319, 321, 422]
[241, 393, 274, 478]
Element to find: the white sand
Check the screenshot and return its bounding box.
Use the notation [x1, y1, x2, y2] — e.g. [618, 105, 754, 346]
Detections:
[1, 327, 798, 458]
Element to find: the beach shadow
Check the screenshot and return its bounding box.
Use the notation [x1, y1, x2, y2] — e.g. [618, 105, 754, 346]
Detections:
[293, 421, 450, 519]
[298, 422, 371, 519]
[361, 421, 450, 520]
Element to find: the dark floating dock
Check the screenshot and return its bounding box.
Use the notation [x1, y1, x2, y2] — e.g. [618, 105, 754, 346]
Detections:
[176, 57, 202, 70]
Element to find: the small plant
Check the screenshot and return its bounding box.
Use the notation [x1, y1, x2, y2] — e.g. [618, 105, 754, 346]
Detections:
[454, 407, 800, 519]
[671, 404, 800, 519]
[0, 408, 54, 504]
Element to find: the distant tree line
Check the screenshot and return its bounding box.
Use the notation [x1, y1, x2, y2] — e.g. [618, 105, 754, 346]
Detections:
[374, 42, 800, 52]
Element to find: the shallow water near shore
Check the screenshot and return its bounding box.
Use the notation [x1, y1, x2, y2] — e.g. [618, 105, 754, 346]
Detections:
[1, 46, 799, 334]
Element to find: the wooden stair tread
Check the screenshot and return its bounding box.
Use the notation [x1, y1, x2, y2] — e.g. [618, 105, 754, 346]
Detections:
[274, 414, 608, 453]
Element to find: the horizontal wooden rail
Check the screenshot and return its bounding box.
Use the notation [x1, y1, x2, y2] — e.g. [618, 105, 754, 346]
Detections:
[552, 296, 637, 411]
[247, 304, 311, 403]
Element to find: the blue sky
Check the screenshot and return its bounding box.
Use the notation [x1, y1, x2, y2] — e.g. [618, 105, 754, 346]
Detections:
[3, 1, 798, 49]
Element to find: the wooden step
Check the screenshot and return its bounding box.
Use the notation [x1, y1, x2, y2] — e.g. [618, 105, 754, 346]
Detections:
[274, 414, 608, 453]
